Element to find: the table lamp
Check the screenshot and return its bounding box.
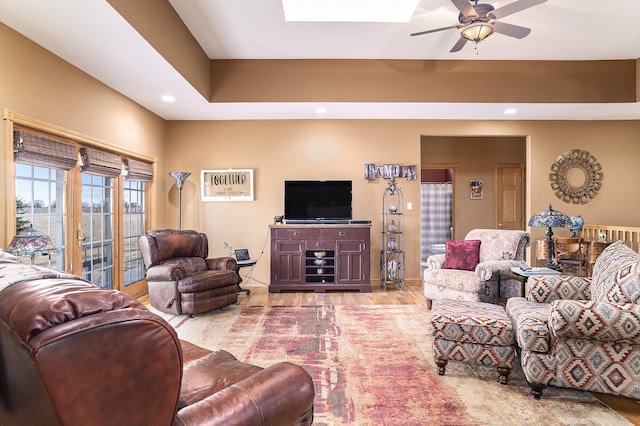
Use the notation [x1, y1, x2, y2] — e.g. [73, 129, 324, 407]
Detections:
[528, 204, 572, 270]
[5, 225, 59, 264]
[569, 215, 584, 237]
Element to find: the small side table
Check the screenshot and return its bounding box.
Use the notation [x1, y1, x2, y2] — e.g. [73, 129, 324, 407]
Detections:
[235, 259, 256, 295]
[497, 270, 528, 300]
[497, 268, 561, 301]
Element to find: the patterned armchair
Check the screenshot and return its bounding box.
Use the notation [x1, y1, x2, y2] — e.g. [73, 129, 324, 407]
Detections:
[423, 229, 530, 307]
[507, 241, 640, 399]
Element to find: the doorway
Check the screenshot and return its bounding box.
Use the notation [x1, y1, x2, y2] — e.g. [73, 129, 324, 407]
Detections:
[420, 135, 527, 252]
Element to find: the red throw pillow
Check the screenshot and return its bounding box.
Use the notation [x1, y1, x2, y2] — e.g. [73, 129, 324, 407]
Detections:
[442, 240, 481, 271]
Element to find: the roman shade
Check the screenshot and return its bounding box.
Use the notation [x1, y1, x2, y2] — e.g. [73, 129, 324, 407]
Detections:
[13, 130, 78, 170]
[80, 147, 122, 178]
[124, 158, 154, 181]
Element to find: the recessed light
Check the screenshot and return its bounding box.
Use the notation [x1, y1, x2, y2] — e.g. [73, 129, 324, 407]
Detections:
[162, 95, 175, 103]
[282, 0, 419, 23]
[504, 108, 517, 115]
[315, 107, 328, 114]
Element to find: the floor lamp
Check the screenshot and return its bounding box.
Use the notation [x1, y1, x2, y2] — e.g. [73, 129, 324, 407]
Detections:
[528, 204, 572, 270]
[169, 171, 191, 230]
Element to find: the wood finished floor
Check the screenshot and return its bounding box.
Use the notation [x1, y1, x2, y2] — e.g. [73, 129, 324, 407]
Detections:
[143, 278, 640, 425]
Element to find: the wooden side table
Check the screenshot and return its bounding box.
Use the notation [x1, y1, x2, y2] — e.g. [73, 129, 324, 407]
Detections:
[535, 239, 550, 266]
[586, 240, 611, 276]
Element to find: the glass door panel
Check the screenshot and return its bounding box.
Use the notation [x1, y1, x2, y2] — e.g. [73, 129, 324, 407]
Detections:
[81, 173, 114, 289]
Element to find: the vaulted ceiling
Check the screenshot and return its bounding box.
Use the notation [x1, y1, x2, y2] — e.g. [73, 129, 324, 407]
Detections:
[1, 0, 639, 120]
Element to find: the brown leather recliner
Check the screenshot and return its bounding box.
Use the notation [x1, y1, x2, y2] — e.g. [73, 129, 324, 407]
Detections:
[0, 268, 315, 425]
[138, 229, 238, 316]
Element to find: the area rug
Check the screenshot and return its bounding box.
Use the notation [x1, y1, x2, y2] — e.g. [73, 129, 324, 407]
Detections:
[156, 305, 631, 426]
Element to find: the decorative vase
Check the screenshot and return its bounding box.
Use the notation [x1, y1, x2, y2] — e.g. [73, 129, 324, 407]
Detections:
[388, 205, 397, 213]
[387, 237, 396, 251]
[387, 260, 397, 279]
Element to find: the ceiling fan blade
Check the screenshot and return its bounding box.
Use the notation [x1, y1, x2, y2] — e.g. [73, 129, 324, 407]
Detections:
[491, 0, 547, 20]
[411, 25, 459, 37]
[450, 0, 477, 18]
[450, 37, 468, 52]
[492, 21, 532, 39]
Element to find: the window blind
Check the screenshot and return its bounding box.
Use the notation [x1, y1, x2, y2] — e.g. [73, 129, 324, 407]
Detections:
[80, 147, 122, 178]
[13, 130, 78, 170]
[124, 158, 154, 181]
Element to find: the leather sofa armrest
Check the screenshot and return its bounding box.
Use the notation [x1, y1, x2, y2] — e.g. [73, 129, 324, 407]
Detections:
[206, 256, 237, 271]
[146, 263, 186, 281]
[526, 275, 592, 303]
[475, 260, 527, 281]
[550, 299, 640, 343]
[175, 362, 314, 426]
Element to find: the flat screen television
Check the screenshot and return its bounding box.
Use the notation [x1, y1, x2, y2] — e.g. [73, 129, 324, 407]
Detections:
[284, 180, 352, 223]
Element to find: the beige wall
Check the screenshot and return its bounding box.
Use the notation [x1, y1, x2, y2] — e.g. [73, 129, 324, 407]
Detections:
[165, 119, 640, 284]
[3, 22, 640, 287]
[0, 23, 166, 245]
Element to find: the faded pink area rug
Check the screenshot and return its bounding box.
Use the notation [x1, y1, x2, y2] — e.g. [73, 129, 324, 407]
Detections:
[157, 305, 631, 425]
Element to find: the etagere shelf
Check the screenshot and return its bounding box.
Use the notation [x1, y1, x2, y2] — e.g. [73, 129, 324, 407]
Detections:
[380, 178, 405, 291]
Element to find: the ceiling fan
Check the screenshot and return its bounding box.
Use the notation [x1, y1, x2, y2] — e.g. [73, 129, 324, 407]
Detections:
[411, 0, 547, 52]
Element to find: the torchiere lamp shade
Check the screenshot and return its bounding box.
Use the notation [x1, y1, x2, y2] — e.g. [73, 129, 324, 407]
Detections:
[169, 171, 191, 230]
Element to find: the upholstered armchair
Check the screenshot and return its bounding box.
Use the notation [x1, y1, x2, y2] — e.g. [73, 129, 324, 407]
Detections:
[423, 229, 531, 307]
[139, 229, 238, 316]
[506, 241, 640, 399]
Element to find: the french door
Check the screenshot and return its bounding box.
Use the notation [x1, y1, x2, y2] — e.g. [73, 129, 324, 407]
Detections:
[79, 173, 116, 289]
[8, 117, 153, 297]
[15, 162, 150, 295]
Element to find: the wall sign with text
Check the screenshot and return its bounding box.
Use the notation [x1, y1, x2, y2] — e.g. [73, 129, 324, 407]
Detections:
[201, 169, 254, 202]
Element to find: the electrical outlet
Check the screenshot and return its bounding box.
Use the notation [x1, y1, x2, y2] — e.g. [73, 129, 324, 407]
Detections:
[407, 202, 412, 211]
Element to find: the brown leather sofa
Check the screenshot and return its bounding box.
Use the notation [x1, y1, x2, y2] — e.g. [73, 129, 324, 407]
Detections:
[0, 259, 315, 425]
[138, 229, 239, 316]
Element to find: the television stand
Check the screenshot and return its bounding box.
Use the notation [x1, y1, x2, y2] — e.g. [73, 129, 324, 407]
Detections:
[269, 224, 371, 293]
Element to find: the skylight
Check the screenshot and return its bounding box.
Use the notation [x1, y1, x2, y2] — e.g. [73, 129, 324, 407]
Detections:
[282, 0, 419, 23]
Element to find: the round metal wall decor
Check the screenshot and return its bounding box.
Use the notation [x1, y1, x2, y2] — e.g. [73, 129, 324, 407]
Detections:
[549, 149, 603, 204]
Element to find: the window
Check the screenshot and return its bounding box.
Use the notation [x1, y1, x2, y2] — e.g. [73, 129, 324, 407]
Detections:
[14, 163, 66, 269]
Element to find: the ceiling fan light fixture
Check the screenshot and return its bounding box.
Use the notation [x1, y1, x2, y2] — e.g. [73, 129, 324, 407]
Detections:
[461, 22, 494, 43]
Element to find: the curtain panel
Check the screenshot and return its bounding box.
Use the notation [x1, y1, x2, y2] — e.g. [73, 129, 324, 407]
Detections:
[420, 183, 453, 260]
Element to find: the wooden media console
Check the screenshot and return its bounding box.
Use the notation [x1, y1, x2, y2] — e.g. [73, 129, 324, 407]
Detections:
[269, 224, 371, 293]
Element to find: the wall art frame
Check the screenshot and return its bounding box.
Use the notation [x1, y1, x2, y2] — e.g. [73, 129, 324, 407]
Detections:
[201, 169, 254, 202]
[364, 163, 416, 180]
[470, 179, 483, 200]
[549, 149, 603, 204]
